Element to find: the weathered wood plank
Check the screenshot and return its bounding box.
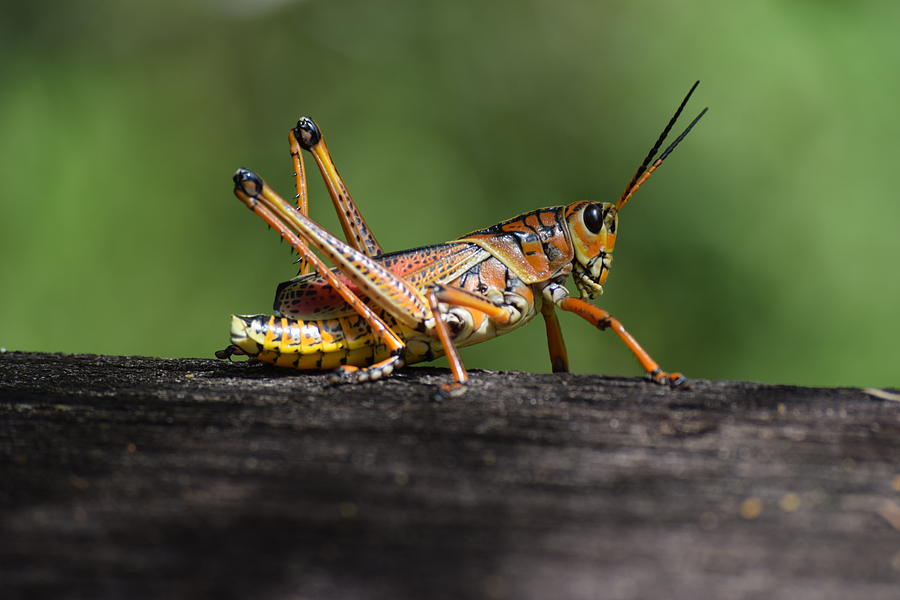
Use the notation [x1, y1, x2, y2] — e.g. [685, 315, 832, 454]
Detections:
[1, 351, 898, 599]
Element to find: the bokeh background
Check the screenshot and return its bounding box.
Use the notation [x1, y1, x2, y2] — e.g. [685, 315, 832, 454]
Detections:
[2, 0, 898, 387]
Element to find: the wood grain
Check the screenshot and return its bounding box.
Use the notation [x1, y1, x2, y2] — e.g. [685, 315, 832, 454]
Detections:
[1, 352, 899, 599]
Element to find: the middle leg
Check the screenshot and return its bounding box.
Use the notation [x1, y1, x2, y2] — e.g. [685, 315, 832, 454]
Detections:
[424, 281, 537, 396]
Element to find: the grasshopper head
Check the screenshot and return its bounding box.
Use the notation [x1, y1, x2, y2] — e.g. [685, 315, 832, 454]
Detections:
[562, 82, 708, 298]
[565, 201, 617, 298]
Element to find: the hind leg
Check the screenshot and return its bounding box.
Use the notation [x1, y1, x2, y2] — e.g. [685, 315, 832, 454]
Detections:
[232, 169, 408, 383]
[292, 117, 383, 259]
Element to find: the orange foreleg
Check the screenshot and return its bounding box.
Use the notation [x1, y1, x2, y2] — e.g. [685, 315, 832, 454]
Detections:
[557, 297, 686, 387]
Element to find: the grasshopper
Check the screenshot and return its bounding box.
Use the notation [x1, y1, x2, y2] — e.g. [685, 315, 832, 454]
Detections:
[218, 82, 707, 396]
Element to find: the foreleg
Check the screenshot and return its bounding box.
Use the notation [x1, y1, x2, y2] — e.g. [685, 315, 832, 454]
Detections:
[544, 284, 686, 387]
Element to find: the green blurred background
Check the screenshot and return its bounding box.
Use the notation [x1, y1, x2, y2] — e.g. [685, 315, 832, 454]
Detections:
[2, 0, 898, 387]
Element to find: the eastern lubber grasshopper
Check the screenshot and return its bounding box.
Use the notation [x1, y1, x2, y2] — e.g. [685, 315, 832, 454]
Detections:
[218, 82, 707, 397]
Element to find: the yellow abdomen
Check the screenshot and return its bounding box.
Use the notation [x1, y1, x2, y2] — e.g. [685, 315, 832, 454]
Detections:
[229, 313, 436, 370]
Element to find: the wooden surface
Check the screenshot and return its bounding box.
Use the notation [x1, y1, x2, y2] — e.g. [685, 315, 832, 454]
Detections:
[1, 351, 899, 599]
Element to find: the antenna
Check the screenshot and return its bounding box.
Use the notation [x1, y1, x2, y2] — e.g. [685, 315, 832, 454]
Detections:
[615, 81, 707, 211]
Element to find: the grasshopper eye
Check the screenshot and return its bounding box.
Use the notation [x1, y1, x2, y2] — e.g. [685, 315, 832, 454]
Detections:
[582, 203, 605, 234]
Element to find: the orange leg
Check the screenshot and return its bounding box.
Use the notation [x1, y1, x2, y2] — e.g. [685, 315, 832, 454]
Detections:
[431, 284, 514, 326]
[234, 169, 431, 329]
[292, 118, 383, 258]
[557, 296, 687, 387]
[288, 128, 313, 275]
[233, 169, 407, 383]
[427, 283, 538, 396]
[434, 285, 571, 375]
[426, 288, 468, 398]
[540, 302, 569, 373]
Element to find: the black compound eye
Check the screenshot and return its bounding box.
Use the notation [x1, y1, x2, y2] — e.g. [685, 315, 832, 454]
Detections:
[582, 203, 605, 234]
